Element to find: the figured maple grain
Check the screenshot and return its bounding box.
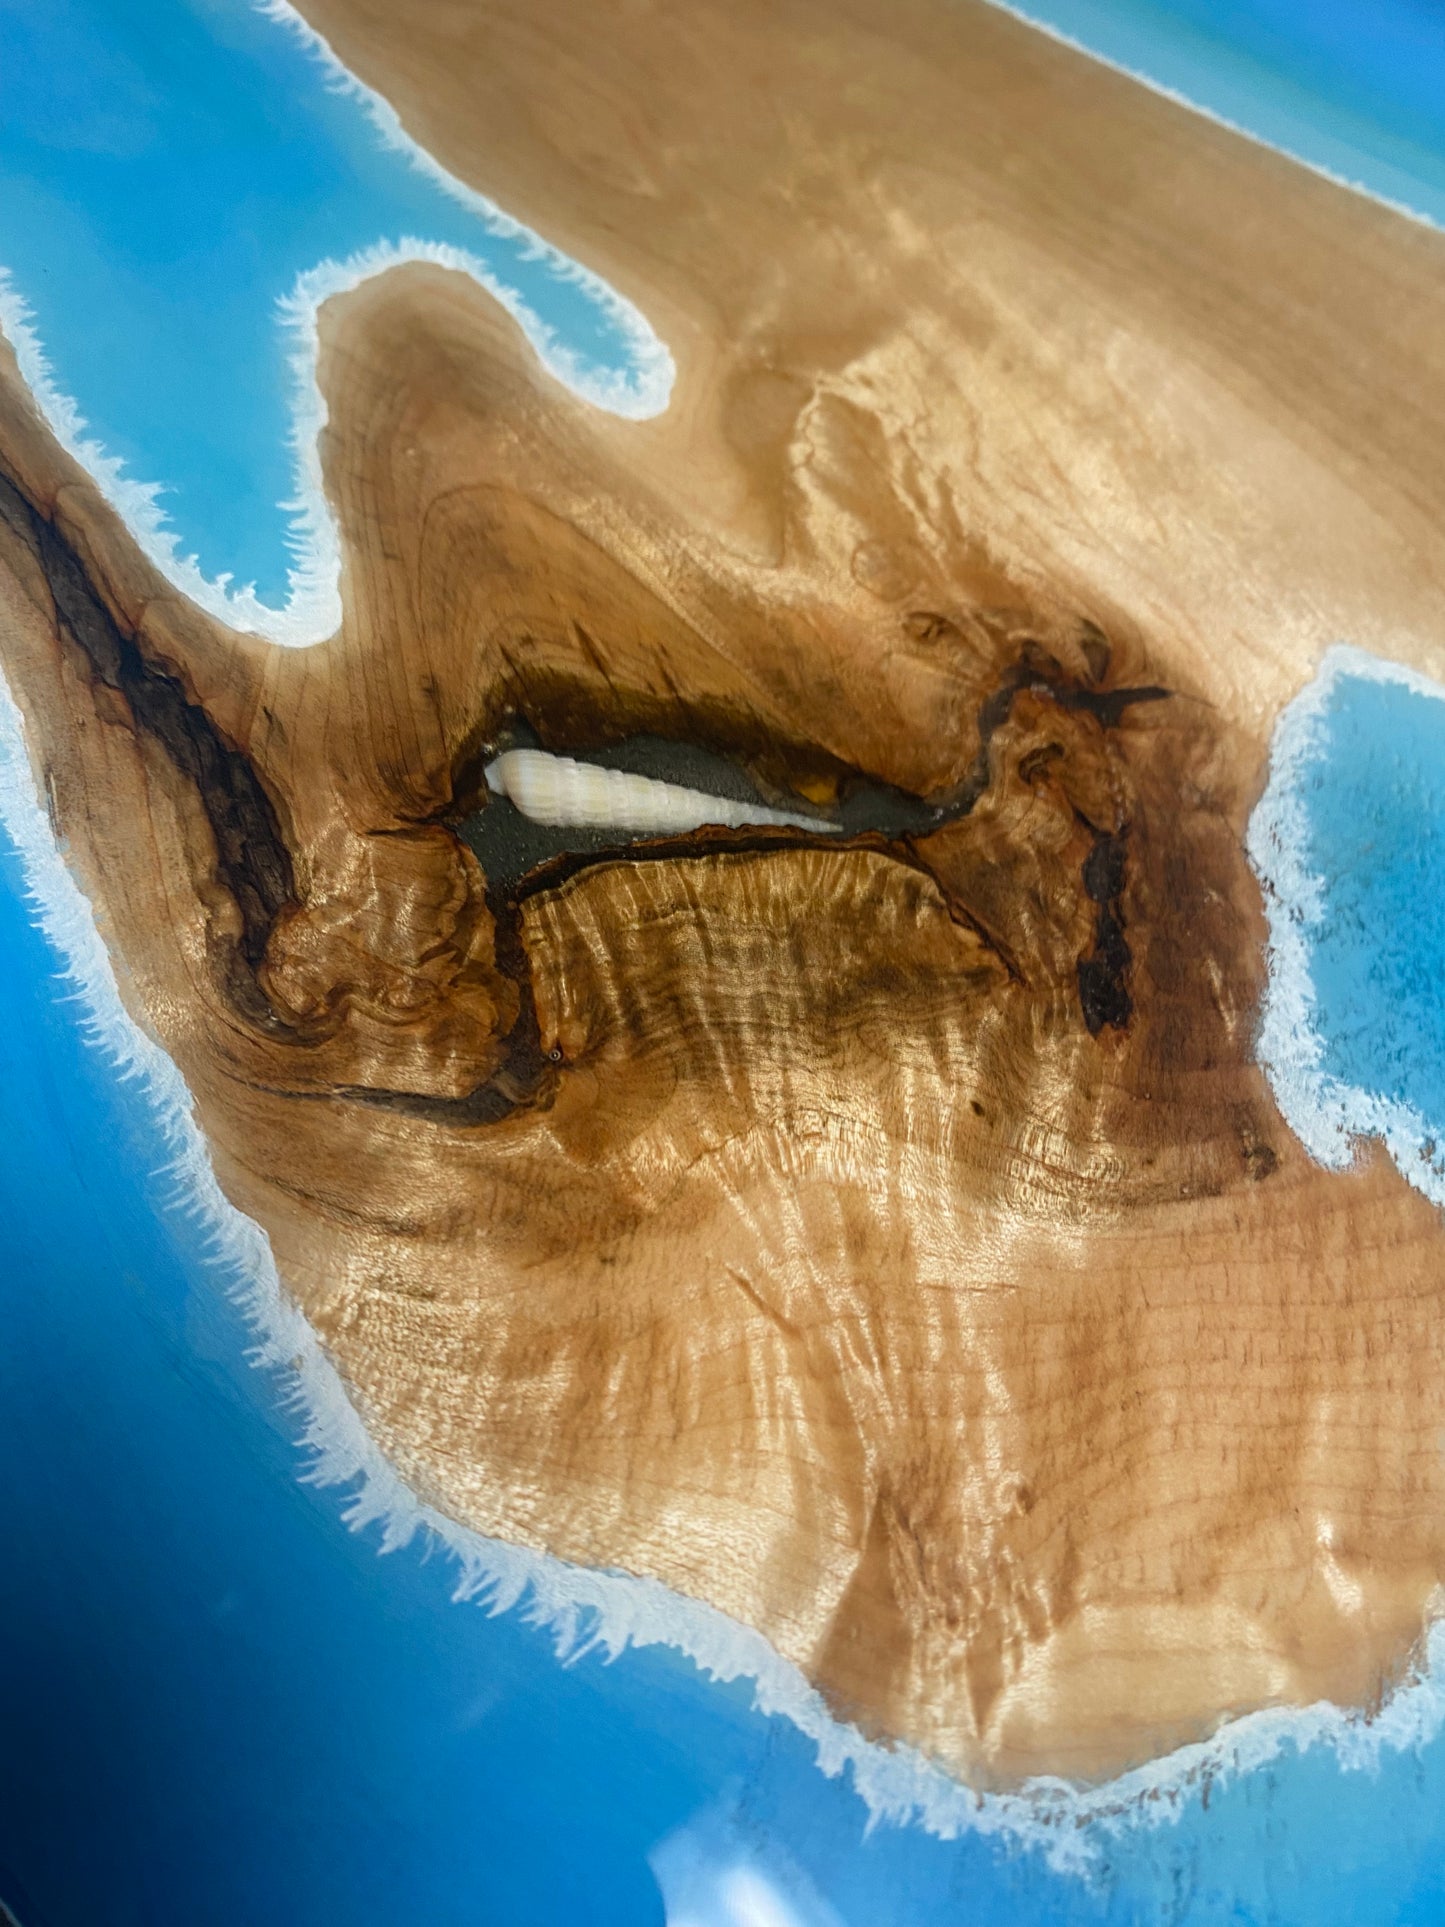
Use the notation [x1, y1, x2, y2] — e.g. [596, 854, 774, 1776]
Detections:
[3, 0, 1445, 1788]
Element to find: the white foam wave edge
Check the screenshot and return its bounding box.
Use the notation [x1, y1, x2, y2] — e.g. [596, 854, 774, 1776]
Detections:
[2, 658, 1443, 1880]
[0, 0, 673, 653]
[981, 0, 1445, 237]
[1248, 641, 1445, 1212]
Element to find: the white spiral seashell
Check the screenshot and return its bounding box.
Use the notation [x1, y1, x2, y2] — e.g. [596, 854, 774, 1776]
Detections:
[483, 748, 839, 837]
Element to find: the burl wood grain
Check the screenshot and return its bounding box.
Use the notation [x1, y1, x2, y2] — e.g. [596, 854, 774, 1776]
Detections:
[3, 0, 1445, 1788]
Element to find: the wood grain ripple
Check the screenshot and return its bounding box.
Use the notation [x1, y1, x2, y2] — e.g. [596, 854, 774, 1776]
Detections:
[3, 0, 1445, 1787]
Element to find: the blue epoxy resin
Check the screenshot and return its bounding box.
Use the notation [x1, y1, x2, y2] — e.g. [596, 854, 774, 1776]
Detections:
[1250, 647, 1445, 1208]
[990, 0, 1445, 229]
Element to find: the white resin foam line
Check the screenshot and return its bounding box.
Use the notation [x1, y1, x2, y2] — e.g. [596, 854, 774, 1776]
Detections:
[483, 747, 840, 837]
[979, 0, 1442, 235]
[1247, 641, 1445, 1212]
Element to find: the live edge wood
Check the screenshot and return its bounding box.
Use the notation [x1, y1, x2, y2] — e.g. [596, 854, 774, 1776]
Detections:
[4, 0, 1445, 1790]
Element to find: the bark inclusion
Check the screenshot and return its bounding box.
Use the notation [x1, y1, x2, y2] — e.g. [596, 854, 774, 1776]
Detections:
[0, 469, 295, 1012]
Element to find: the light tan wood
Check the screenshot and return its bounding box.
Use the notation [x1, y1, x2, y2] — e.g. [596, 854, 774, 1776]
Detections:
[3, 0, 1445, 1789]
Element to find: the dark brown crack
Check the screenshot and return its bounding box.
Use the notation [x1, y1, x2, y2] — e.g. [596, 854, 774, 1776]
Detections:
[1077, 826, 1133, 1035]
[0, 469, 295, 985]
[925, 641, 1168, 822]
[1053, 683, 1170, 730]
[335, 863, 561, 1126]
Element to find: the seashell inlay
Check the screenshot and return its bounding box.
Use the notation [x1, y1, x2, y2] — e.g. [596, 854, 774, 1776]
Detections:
[483, 747, 840, 838]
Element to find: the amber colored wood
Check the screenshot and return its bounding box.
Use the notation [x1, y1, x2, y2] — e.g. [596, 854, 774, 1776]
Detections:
[4, 0, 1445, 1789]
